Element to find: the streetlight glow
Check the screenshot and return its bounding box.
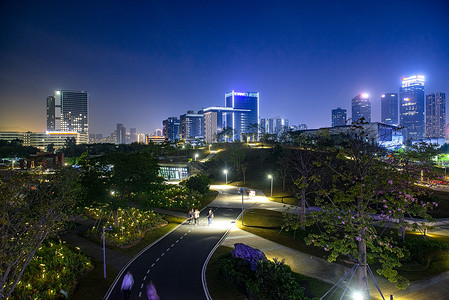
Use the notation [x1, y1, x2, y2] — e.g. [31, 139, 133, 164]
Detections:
[194, 153, 199, 161]
[223, 169, 228, 185]
[268, 175, 273, 198]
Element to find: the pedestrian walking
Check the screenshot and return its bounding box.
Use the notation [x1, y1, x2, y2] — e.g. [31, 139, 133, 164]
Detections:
[207, 209, 214, 225]
[187, 208, 194, 224]
[194, 209, 200, 225]
[146, 281, 160, 300]
[121, 270, 134, 300]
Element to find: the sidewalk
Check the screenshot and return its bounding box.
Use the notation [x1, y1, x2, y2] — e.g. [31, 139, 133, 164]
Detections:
[210, 185, 449, 299]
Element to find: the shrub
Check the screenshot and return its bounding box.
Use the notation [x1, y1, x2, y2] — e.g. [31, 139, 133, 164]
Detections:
[11, 241, 93, 299]
[219, 254, 311, 300]
[402, 236, 449, 269]
[183, 173, 211, 195]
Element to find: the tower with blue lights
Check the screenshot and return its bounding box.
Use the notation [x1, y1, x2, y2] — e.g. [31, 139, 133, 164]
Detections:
[381, 93, 398, 125]
[224, 91, 259, 142]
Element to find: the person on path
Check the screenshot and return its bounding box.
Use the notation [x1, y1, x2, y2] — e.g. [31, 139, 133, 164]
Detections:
[187, 208, 194, 224]
[146, 281, 160, 300]
[194, 209, 200, 225]
[121, 270, 134, 300]
[207, 209, 214, 225]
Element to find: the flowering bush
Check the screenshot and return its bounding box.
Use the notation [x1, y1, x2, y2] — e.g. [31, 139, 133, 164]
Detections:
[85, 206, 165, 247]
[145, 185, 200, 210]
[11, 241, 93, 299]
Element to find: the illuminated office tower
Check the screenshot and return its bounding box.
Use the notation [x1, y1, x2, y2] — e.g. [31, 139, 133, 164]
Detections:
[399, 75, 425, 140]
[225, 91, 259, 141]
[163, 117, 180, 142]
[116, 123, 126, 144]
[180, 110, 204, 140]
[426, 92, 446, 138]
[381, 93, 398, 125]
[352, 93, 371, 123]
[332, 107, 347, 127]
[46, 90, 88, 143]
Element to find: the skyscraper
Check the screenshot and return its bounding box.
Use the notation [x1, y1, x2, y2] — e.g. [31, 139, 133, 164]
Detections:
[381, 93, 398, 125]
[116, 123, 126, 144]
[163, 117, 180, 142]
[225, 91, 259, 141]
[351, 93, 371, 123]
[332, 107, 347, 127]
[46, 90, 88, 143]
[399, 75, 425, 140]
[180, 110, 204, 140]
[426, 92, 446, 138]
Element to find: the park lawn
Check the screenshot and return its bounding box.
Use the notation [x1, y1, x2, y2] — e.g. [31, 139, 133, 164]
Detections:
[71, 258, 118, 299]
[199, 190, 219, 207]
[207, 245, 336, 299]
[206, 246, 247, 300]
[238, 209, 449, 282]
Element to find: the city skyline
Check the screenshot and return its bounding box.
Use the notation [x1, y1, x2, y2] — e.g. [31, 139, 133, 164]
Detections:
[1, 1, 448, 135]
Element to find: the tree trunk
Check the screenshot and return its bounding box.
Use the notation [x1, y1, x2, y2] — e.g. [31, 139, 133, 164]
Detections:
[282, 176, 286, 192]
[300, 189, 306, 230]
[399, 216, 405, 242]
[357, 229, 368, 291]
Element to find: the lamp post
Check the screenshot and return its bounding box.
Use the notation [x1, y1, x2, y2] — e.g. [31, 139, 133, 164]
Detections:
[209, 144, 212, 152]
[102, 226, 113, 278]
[268, 175, 273, 198]
[240, 187, 244, 226]
[194, 153, 199, 161]
[223, 169, 228, 185]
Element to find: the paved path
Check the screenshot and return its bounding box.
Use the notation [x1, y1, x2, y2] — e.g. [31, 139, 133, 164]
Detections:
[105, 207, 241, 300]
[211, 184, 449, 300]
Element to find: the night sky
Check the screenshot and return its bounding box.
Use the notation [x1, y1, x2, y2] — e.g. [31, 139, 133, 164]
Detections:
[1, 0, 448, 135]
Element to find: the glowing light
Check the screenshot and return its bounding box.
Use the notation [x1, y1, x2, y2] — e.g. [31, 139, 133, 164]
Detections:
[404, 98, 410, 101]
[55, 90, 61, 95]
[361, 93, 369, 98]
[381, 94, 385, 98]
[352, 291, 364, 300]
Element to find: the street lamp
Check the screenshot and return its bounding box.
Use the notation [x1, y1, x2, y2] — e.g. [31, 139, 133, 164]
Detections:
[209, 144, 212, 152]
[268, 175, 273, 198]
[102, 226, 113, 278]
[223, 169, 228, 185]
[194, 153, 199, 161]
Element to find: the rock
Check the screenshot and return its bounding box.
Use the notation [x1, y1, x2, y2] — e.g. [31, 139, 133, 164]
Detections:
[232, 243, 267, 271]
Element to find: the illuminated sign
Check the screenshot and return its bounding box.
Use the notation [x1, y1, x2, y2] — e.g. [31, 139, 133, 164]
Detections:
[230, 91, 259, 97]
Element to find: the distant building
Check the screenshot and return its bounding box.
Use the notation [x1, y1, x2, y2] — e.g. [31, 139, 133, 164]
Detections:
[381, 93, 398, 125]
[0, 131, 81, 150]
[399, 75, 425, 140]
[129, 128, 137, 143]
[275, 118, 289, 134]
[46, 90, 88, 143]
[298, 124, 308, 130]
[426, 92, 446, 138]
[163, 117, 180, 142]
[352, 93, 371, 123]
[116, 123, 126, 144]
[180, 110, 204, 140]
[225, 91, 259, 142]
[332, 107, 347, 127]
[260, 117, 288, 135]
[203, 107, 234, 143]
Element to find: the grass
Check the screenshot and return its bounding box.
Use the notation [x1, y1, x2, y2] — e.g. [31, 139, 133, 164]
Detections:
[238, 209, 449, 282]
[71, 258, 118, 299]
[206, 245, 336, 299]
[199, 190, 219, 208]
[206, 246, 247, 300]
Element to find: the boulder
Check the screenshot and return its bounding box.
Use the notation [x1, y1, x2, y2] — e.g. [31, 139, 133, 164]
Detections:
[232, 243, 267, 271]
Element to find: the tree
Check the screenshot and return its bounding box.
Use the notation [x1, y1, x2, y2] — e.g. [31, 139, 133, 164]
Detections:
[0, 169, 79, 299]
[303, 122, 435, 291]
[216, 127, 235, 143]
[183, 173, 211, 195]
[46, 143, 55, 153]
[247, 123, 260, 142]
[231, 149, 247, 182]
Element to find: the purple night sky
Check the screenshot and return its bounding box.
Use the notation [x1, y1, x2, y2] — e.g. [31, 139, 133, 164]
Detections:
[1, 0, 448, 135]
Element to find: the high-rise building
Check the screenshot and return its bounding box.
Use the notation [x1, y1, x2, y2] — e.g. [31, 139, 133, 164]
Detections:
[381, 93, 398, 125]
[298, 124, 308, 130]
[225, 91, 259, 142]
[426, 92, 446, 138]
[352, 93, 371, 123]
[163, 117, 180, 142]
[116, 123, 126, 144]
[399, 75, 425, 140]
[275, 118, 289, 134]
[332, 107, 347, 127]
[180, 110, 204, 140]
[46, 90, 88, 143]
[202, 107, 240, 143]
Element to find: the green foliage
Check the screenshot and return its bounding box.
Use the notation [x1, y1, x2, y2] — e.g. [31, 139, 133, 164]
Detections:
[85, 206, 165, 247]
[220, 254, 312, 300]
[11, 241, 93, 299]
[402, 236, 449, 268]
[183, 173, 211, 195]
[144, 185, 201, 210]
[1, 169, 79, 298]
[0, 139, 39, 158]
